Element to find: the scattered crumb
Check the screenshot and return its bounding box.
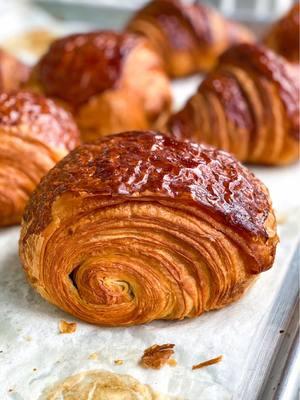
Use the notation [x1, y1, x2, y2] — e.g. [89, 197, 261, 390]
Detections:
[88, 353, 99, 361]
[0, 350, 3, 353]
[33, 368, 37, 372]
[59, 320, 77, 334]
[24, 336, 32, 342]
[140, 344, 175, 369]
[192, 355, 223, 370]
[8, 389, 13, 393]
[279, 330, 285, 334]
[167, 358, 177, 367]
[114, 359, 124, 365]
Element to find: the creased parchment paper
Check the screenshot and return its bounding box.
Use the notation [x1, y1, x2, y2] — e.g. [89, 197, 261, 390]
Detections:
[0, 3, 299, 400]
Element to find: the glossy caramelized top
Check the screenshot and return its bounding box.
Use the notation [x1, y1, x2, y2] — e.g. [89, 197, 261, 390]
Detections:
[129, 0, 215, 47]
[24, 131, 272, 237]
[215, 43, 300, 139]
[265, 2, 300, 62]
[0, 91, 80, 150]
[35, 31, 140, 107]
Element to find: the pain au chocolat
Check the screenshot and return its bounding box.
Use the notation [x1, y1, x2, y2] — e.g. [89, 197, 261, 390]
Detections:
[19, 131, 278, 326]
[168, 43, 300, 165]
[0, 48, 29, 91]
[0, 91, 80, 227]
[25, 31, 172, 142]
[126, 0, 254, 77]
[263, 2, 300, 63]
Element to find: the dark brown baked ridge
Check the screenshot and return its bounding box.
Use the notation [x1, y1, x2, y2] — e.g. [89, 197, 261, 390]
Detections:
[34, 31, 139, 107]
[168, 43, 299, 165]
[24, 130, 272, 238]
[263, 3, 300, 63]
[0, 91, 79, 151]
[218, 43, 300, 139]
[126, 0, 254, 77]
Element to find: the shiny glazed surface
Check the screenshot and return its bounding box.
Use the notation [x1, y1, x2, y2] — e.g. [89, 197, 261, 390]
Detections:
[168, 43, 300, 165]
[20, 131, 278, 326]
[126, 0, 254, 77]
[0, 91, 80, 226]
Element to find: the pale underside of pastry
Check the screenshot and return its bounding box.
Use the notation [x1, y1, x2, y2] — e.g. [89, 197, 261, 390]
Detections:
[41, 370, 172, 400]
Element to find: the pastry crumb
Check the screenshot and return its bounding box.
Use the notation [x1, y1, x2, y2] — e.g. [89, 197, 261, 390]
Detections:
[33, 368, 37, 371]
[167, 358, 177, 367]
[88, 353, 99, 360]
[114, 359, 124, 365]
[59, 320, 77, 334]
[140, 344, 175, 369]
[192, 355, 223, 370]
[24, 336, 32, 341]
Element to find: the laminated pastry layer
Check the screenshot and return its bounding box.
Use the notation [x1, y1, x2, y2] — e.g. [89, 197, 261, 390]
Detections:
[0, 91, 80, 226]
[20, 131, 278, 326]
[168, 43, 300, 165]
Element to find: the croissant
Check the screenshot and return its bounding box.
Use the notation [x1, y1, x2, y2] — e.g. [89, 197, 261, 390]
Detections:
[126, 0, 255, 77]
[168, 43, 300, 165]
[19, 131, 278, 326]
[0, 48, 29, 91]
[25, 31, 172, 142]
[263, 2, 300, 63]
[0, 91, 80, 227]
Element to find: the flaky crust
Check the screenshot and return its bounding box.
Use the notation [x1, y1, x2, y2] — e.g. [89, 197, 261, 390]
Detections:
[168, 43, 300, 165]
[0, 49, 29, 91]
[0, 91, 80, 226]
[263, 3, 300, 63]
[126, 0, 254, 77]
[20, 131, 278, 326]
[25, 31, 171, 142]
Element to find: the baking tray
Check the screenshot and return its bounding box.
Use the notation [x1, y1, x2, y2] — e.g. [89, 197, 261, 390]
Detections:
[0, 2, 300, 399]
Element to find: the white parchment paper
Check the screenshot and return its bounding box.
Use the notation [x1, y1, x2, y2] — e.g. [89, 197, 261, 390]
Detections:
[0, 3, 299, 399]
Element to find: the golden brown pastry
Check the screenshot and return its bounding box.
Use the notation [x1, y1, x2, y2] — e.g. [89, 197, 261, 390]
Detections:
[0, 91, 80, 227]
[126, 0, 255, 77]
[0, 48, 29, 91]
[25, 31, 172, 142]
[168, 43, 300, 165]
[263, 2, 300, 63]
[19, 131, 278, 326]
[41, 370, 170, 399]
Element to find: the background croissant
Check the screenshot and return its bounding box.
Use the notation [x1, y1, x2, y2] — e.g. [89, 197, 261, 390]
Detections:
[0, 48, 29, 91]
[126, 0, 255, 77]
[19, 131, 278, 326]
[25, 31, 172, 142]
[168, 43, 300, 165]
[263, 2, 300, 63]
[0, 91, 80, 227]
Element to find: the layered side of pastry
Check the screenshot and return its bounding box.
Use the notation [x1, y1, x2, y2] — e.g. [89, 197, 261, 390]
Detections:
[19, 131, 278, 326]
[25, 31, 172, 142]
[0, 91, 80, 226]
[126, 0, 254, 77]
[263, 2, 300, 63]
[0, 48, 29, 91]
[168, 43, 300, 165]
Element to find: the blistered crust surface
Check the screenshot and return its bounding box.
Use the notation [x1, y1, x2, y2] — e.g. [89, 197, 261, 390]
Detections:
[24, 131, 272, 237]
[34, 31, 140, 107]
[0, 91, 80, 150]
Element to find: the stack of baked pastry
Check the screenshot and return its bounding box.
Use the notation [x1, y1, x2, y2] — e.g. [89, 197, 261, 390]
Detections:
[1, 1, 299, 327]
